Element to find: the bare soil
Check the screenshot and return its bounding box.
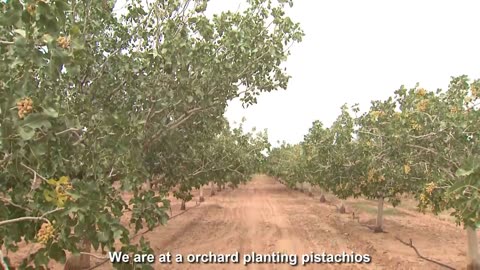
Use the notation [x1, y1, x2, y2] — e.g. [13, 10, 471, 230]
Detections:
[7, 175, 479, 269]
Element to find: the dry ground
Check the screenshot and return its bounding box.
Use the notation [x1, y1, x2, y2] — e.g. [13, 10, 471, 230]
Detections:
[7, 175, 479, 270]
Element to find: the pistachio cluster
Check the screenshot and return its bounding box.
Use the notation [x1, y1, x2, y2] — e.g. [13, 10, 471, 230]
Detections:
[416, 88, 427, 97]
[425, 182, 437, 195]
[57, 36, 70, 49]
[27, 4, 36, 15]
[416, 99, 429, 112]
[17, 97, 33, 119]
[36, 222, 54, 245]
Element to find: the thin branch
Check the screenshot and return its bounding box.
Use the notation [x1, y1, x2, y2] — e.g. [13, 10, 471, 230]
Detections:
[143, 106, 212, 149]
[406, 144, 438, 154]
[80, 252, 107, 260]
[0, 208, 63, 227]
[55, 128, 81, 136]
[408, 132, 437, 139]
[166, 107, 204, 130]
[73, 136, 86, 146]
[0, 153, 11, 167]
[0, 40, 14, 45]
[395, 237, 456, 270]
[143, 98, 158, 130]
[0, 216, 49, 227]
[108, 167, 114, 178]
[20, 163, 48, 182]
[0, 197, 32, 212]
[357, 130, 384, 138]
[106, 80, 127, 100]
[0, 250, 9, 270]
[88, 203, 201, 269]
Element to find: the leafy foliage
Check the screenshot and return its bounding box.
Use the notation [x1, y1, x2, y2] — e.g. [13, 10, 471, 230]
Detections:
[265, 75, 480, 266]
[0, 0, 303, 268]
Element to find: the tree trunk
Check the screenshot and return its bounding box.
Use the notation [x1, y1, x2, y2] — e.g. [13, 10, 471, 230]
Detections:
[466, 226, 480, 270]
[338, 202, 345, 214]
[307, 183, 313, 197]
[295, 182, 301, 191]
[180, 200, 186, 210]
[210, 182, 215, 196]
[199, 186, 205, 202]
[374, 196, 384, 233]
[64, 239, 91, 270]
[319, 194, 326, 203]
[217, 183, 221, 192]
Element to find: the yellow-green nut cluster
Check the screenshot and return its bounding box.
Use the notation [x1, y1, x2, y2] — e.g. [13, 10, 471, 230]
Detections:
[425, 182, 436, 195]
[57, 36, 70, 49]
[17, 97, 33, 119]
[36, 222, 55, 245]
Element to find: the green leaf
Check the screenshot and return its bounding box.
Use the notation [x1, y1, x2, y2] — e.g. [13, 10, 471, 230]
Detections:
[18, 125, 35, 140]
[48, 242, 66, 263]
[70, 24, 81, 36]
[456, 168, 474, 177]
[42, 107, 59, 118]
[43, 190, 54, 202]
[96, 231, 109, 243]
[65, 117, 81, 129]
[31, 143, 47, 157]
[63, 205, 80, 216]
[0, 10, 21, 26]
[33, 248, 50, 267]
[113, 229, 123, 240]
[21, 114, 52, 130]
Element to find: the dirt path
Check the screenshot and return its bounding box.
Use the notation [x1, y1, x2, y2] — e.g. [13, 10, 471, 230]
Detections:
[13, 175, 475, 269]
[138, 176, 345, 270]
[83, 175, 471, 270]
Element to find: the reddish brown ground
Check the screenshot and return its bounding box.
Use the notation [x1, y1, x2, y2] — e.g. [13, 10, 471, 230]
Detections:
[7, 175, 479, 269]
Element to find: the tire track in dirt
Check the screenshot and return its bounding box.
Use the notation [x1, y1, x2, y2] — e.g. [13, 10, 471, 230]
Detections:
[136, 176, 376, 270]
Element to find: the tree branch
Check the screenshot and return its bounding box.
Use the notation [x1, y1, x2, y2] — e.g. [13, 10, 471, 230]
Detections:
[0, 197, 32, 212]
[143, 106, 213, 150]
[0, 153, 11, 167]
[88, 203, 201, 269]
[20, 162, 48, 182]
[408, 132, 437, 139]
[0, 250, 9, 270]
[80, 252, 107, 260]
[55, 128, 81, 136]
[0, 208, 63, 227]
[406, 144, 437, 154]
[395, 237, 456, 270]
[0, 40, 14, 45]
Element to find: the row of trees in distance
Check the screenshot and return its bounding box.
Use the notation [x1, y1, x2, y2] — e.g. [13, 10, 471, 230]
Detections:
[265, 76, 480, 270]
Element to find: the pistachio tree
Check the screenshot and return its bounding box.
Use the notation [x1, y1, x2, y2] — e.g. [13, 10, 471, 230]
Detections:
[0, 0, 303, 268]
[264, 142, 303, 188]
[265, 76, 480, 270]
[352, 97, 427, 232]
[395, 76, 480, 269]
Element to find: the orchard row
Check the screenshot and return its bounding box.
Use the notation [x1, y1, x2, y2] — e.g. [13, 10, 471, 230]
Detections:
[264, 76, 480, 269]
[0, 0, 302, 269]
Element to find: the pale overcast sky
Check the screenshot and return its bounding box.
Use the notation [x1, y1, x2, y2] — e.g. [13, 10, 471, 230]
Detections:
[213, 0, 480, 146]
[115, 1, 480, 146]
